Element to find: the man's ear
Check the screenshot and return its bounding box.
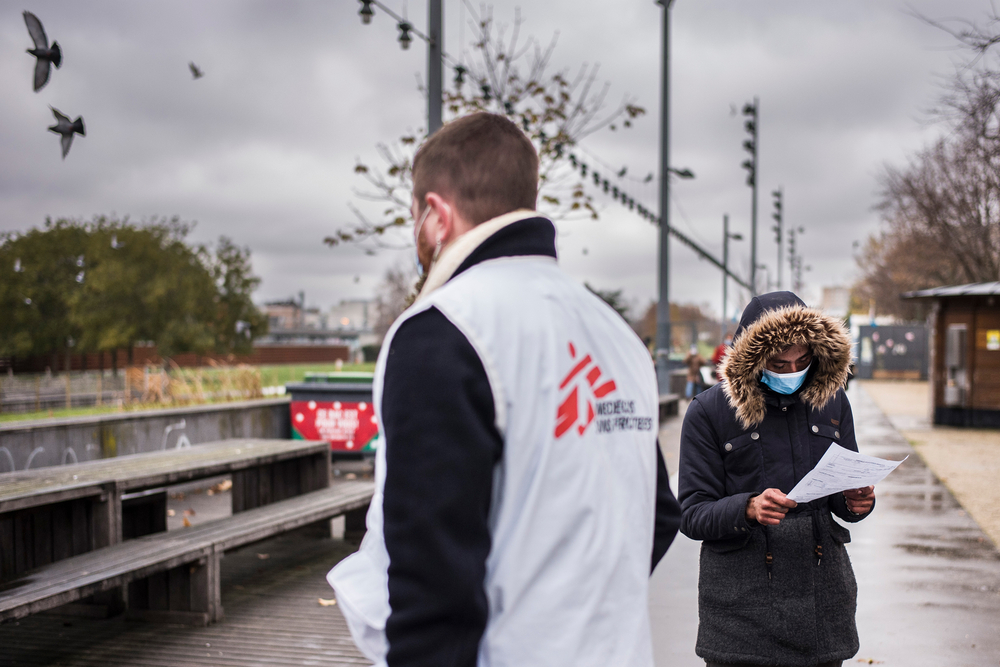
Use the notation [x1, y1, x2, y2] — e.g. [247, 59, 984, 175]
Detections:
[424, 192, 454, 245]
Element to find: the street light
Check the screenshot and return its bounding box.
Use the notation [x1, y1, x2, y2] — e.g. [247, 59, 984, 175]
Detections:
[656, 0, 677, 393]
[397, 21, 413, 50]
[358, 0, 374, 25]
[722, 214, 743, 341]
[741, 97, 759, 296]
[771, 187, 783, 290]
[357, 0, 443, 134]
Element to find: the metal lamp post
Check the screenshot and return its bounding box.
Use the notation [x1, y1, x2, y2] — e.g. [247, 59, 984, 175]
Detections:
[656, 0, 676, 392]
[722, 214, 743, 341]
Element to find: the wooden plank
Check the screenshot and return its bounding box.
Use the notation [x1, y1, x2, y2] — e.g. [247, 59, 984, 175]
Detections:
[189, 549, 222, 623]
[230, 470, 246, 514]
[0, 533, 369, 666]
[124, 608, 209, 626]
[0, 440, 329, 512]
[91, 483, 121, 549]
[0, 485, 104, 514]
[51, 502, 73, 563]
[168, 563, 190, 612]
[70, 499, 90, 556]
[14, 510, 32, 574]
[0, 514, 14, 581]
[32, 508, 53, 568]
[259, 463, 273, 507]
[0, 482, 374, 623]
[147, 571, 169, 611]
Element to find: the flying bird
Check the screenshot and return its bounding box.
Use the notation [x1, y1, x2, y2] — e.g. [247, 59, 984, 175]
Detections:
[48, 107, 85, 159]
[23, 11, 61, 92]
[189, 62, 204, 79]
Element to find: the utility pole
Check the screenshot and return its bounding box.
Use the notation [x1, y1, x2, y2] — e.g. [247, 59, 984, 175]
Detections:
[722, 214, 743, 341]
[772, 186, 783, 290]
[741, 97, 759, 295]
[656, 0, 676, 392]
[427, 0, 443, 134]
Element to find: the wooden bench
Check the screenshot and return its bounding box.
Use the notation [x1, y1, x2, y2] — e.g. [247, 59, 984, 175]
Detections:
[0, 439, 331, 588]
[659, 393, 681, 422]
[0, 480, 373, 626]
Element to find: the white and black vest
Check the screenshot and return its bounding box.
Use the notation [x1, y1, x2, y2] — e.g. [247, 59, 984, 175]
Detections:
[329, 211, 661, 667]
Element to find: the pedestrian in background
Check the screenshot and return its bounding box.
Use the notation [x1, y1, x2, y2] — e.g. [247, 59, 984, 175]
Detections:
[328, 112, 682, 667]
[678, 291, 875, 667]
[711, 335, 732, 380]
[685, 345, 706, 398]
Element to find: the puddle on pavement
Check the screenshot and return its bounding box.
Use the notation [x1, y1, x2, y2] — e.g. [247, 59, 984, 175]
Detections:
[895, 538, 1000, 561]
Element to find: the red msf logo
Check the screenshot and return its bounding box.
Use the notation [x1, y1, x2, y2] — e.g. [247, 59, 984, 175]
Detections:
[555, 342, 617, 438]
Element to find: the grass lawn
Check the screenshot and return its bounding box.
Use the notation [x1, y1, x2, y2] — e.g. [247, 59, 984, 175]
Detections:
[258, 362, 375, 387]
[0, 363, 376, 425]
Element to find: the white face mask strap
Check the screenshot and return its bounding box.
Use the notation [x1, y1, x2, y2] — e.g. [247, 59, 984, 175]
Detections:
[414, 205, 432, 242]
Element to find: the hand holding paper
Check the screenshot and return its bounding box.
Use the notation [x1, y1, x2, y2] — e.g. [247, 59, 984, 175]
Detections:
[787, 443, 906, 504]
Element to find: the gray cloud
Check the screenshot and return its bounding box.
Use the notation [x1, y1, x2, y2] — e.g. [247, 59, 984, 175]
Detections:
[0, 0, 987, 318]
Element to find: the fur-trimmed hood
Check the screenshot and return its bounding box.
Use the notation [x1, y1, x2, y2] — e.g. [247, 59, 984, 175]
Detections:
[718, 291, 851, 429]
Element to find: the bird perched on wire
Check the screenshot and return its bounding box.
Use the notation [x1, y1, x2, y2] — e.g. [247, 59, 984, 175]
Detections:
[189, 62, 204, 79]
[48, 107, 85, 159]
[23, 11, 61, 92]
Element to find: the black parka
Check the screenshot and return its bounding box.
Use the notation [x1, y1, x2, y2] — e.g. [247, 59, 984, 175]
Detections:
[678, 292, 873, 667]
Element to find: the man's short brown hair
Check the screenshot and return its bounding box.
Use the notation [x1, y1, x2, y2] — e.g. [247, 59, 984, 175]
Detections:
[412, 113, 539, 225]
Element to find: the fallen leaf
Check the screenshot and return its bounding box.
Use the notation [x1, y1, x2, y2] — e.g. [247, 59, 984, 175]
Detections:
[166, 509, 176, 517]
[183, 516, 192, 528]
[184, 508, 196, 516]
[345, 473, 357, 480]
[207, 489, 215, 496]
[213, 479, 233, 492]
[256, 553, 270, 560]
[318, 598, 337, 607]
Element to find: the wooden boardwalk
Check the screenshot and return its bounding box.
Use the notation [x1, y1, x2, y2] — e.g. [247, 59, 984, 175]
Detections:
[0, 531, 371, 666]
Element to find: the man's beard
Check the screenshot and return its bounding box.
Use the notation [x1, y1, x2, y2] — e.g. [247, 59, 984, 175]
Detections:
[416, 231, 435, 275]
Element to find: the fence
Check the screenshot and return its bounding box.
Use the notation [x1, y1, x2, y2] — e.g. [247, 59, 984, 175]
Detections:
[0, 364, 264, 415]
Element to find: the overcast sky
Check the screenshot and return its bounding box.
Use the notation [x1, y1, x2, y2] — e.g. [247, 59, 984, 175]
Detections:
[0, 0, 991, 322]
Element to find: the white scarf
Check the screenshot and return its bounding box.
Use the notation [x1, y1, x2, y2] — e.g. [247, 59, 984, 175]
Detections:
[415, 209, 540, 302]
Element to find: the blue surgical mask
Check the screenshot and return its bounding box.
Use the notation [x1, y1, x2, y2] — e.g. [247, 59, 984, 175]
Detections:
[761, 362, 811, 395]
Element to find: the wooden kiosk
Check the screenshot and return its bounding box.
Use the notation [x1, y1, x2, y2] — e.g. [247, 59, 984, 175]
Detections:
[904, 282, 1000, 427]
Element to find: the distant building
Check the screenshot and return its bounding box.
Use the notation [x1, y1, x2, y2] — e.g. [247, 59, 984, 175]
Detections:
[328, 299, 373, 332]
[264, 299, 301, 331]
[302, 307, 326, 330]
[819, 286, 850, 319]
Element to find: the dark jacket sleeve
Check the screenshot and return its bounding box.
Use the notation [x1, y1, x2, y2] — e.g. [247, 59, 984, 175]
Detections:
[381, 307, 503, 667]
[652, 443, 682, 572]
[677, 398, 755, 543]
[828, 392, 875, 523]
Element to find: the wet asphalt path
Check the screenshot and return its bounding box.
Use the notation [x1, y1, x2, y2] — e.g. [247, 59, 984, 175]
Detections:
[649, 383, 1000, 667]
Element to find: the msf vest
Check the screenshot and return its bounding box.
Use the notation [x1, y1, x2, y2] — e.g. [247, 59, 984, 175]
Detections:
[329, 254, 660, 667]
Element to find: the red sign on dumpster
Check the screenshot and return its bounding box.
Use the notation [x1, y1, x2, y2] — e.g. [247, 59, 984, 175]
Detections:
[291, 400, 379, 452]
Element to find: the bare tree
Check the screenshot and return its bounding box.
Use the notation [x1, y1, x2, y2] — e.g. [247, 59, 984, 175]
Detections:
[856, 8, 1000, 318]
[373, 264, 418, 339]
[325, 4, 644, 251]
